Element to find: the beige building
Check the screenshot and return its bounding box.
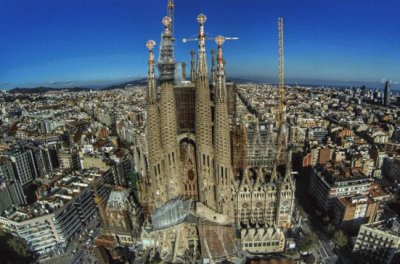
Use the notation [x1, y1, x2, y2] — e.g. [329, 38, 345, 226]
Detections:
[81, 155, 110, 171]
[333, 195, 379, 234]
[233, 163, 295, 229]
[58, 148, 81, 171]
[105, 188, 142, 247]
[353, 218, 400, 264]
[241, 226, 285, 253]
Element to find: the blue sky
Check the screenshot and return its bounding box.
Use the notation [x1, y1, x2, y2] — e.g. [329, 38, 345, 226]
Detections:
[0, 0, 399, 89]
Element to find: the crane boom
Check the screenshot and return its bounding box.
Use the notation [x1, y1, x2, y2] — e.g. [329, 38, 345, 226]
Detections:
[92, 180, 116, 236]
[278, 17, 285, 125]
[183, 37, 238, 43]
[275, 17, 288, 166]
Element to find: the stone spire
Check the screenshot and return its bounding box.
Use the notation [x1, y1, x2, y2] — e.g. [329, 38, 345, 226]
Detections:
[214, 36, 234, 219]
[284, 148, 292, 179]
[146, 40, 157, 105]
[194, 14, 216, 209]
[145, 40, 165, 208]
[196, 14, 208, 78]
[271, 165, 278, 182]
[211, 49, 216, 85]
[157, 16, 184, 201]
[215, 37, 226, 101]
[190, 50, 196, 83]
[276, 147, 295, 229]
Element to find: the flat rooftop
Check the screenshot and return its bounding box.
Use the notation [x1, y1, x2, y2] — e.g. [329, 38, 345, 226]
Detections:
[1, 169, 107, 223]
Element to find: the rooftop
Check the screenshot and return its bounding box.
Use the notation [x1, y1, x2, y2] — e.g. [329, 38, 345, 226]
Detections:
[1, 169, 105, 222]
[365, 218, 400, 237]
[314, 162, 372, 185]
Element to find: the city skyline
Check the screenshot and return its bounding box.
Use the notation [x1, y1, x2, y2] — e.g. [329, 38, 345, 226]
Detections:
[1, 0, 399, 89]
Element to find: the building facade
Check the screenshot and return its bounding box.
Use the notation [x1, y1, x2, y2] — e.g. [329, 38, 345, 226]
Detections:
[353, 218, 400, 264]
[105, 188, 143, 246]
[0, 169, 114, 256]
[309, 163, 372, 212]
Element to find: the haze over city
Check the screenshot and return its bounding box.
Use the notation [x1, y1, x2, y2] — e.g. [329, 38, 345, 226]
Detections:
[1, 0, 399, 90]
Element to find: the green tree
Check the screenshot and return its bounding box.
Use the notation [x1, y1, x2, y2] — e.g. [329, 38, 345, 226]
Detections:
[305, 254, 316, 264]
[298, 232, 318, 251]
[324, 223, 336, 237]
[332, 230, 348, 247]
[0, 229, 36, 263]
[7, 237, 29, 257]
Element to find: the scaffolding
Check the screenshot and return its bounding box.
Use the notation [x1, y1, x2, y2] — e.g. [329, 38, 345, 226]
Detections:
[247, 121, 275, 169]
[232, 124, 248, 175]
[174, 83, 196, 133]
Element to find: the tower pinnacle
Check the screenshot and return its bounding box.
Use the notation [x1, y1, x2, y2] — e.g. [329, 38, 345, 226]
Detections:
[158, 16, 175, 84]
[194, 13, 216, 209]
[214, 35, 233, 218]
[145, 39, 165, 209]
[196, 14, 207, 77]
[215, 36, 226, 101]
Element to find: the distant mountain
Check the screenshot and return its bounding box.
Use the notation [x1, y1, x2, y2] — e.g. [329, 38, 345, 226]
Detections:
[8, 77, 398, 94]
[226, 77, 264, 84]
[9, 86, 89, 94]
[8, 78, 148, 94]
[100, 78, 147, 90]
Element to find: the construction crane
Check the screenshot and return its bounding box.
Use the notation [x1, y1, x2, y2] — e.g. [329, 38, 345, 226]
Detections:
[277, 17, 285, 126]
[182, 36, 239, 43]
[91, 179, 115, 236]
[275, 17, 287, 166]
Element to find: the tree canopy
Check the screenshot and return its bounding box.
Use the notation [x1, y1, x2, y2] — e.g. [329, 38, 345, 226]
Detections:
[0, 230, 36, 264]
[332, 229, 348, 248]
[298, 232, 318, 251]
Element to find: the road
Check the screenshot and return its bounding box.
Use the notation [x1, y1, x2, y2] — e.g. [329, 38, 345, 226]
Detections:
[315, 233, 338, 264]
[40, 215, 101, 264]
[294, 171, 339, 264]
[299, 216, 338, 264]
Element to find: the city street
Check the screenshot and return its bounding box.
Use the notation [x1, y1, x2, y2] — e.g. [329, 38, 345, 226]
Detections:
[40, 215, 100, 264]
[294, 171, 339, 264]
[315, 234, 338, 264]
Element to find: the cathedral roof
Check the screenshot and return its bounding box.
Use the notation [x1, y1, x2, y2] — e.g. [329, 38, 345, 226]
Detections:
[106, 188, 132, 210]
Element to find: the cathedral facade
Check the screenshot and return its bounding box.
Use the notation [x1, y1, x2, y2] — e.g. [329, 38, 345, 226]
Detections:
[133, 1, 295, 262]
